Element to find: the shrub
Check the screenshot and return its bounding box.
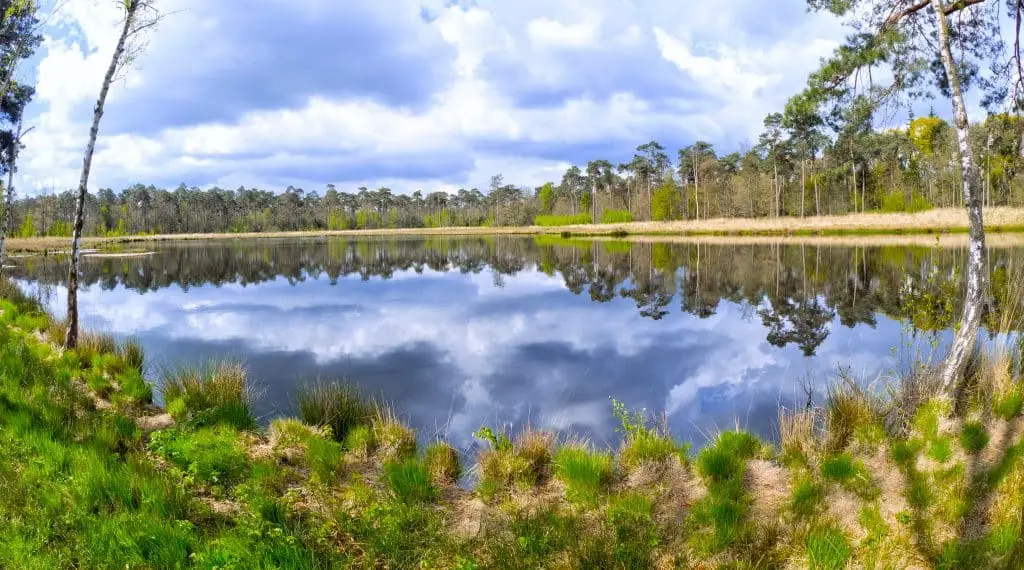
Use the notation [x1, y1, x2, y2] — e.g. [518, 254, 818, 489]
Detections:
[296, 380, 372, 442]
[600, 209, 633, 224]
[160, 362, 256, 430]
[806, 525, 852, 570]
[554, 446, 613, 505]
[384, 458, 435, 504]
[960, 421, 989, 454]
[424, 442, 461, 485]
[533, 214, 592, 226]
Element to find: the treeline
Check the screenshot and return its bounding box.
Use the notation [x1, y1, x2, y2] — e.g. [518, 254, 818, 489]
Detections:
[4, 112, 1024, 237]
[13, 237, 1021, 356]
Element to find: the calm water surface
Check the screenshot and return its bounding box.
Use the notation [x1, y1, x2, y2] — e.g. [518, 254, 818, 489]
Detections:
[10, 236, 1012, 451]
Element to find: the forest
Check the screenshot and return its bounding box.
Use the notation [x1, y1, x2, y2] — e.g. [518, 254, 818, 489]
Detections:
[3, 111, 1024, 237]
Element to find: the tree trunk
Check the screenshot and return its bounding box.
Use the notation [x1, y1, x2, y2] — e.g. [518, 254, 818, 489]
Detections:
[66, 3, 138, 349]
[0, 158, 15, 273]
[800, 159, 806, 218]
[814, 162, 821, 216]
[932, 0, 987, 393]
[693, 155, 700, 221]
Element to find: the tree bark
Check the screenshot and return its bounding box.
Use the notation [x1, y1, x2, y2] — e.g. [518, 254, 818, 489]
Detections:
[932, 0, 987, 393]
[66, 2, 138, 349]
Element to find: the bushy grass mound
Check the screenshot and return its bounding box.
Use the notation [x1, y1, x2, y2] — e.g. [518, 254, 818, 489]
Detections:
[554, 446, 614, 505]
[296, 380, 372, 443]
[161, 362, 256, 430]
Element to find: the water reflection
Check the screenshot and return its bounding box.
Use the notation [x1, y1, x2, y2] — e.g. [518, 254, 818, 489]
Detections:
[10, 237, 1017, 450]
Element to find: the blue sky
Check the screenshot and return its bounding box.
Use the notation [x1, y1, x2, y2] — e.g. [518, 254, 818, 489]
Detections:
[18, 0, 848, 195]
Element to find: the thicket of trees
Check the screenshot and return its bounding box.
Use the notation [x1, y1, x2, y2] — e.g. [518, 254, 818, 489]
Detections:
[3, 111, 1024, 237]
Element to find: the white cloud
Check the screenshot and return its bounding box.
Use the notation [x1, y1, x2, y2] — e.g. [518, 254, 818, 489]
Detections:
[19, 0, 847, 194]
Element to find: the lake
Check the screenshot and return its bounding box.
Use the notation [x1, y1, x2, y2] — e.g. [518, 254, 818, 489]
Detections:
[8, 236, 1016, 452]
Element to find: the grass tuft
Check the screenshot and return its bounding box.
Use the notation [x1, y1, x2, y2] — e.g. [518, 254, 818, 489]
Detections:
[160, 362, 256, 430]
[960, 421, 989, 454]
[806, 525, 852, 570]
[373, 406, 417, 460]
[614, 399, 685, 469]
[295, 380, 372, 442]
[424, 442, 461, 485]
[553, 445, 614, 505]
[384, 458, 436, 504]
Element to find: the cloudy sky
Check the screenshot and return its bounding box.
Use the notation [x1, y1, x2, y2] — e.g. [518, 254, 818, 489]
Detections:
[17, 0, 848, 195]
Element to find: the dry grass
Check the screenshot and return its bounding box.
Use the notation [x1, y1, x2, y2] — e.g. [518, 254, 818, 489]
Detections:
[7, 208, 1024, 253]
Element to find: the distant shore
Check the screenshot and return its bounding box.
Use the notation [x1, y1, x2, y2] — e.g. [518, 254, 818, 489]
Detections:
[7, 207, 1024, 253]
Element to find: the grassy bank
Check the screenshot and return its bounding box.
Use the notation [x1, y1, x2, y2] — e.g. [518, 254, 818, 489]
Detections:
[4, 282, 1024, 567]
[8, 207, 1024, 253]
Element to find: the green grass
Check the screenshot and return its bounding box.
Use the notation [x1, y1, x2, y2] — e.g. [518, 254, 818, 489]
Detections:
[807, 525, 852, 570]
[117, 338, 145, 375]
[607, 492, 659, 568]
[160, 362, 256, 430]
[306, 436, 344, 483]
[600, 209, 633, 223]
[961, 421, 990, 454]
[148, 426, 250, 488]
[296, 380, 372, 442]
[927, 435, 954, 463]
[614, 398, 686, 469]
[344, 424, 377, 457]
[688, 431, 761, 554]
[424, 442, 461, 485]
[553, 446, 614, 505]
[383, 458, 436, 504]
[791, 477, 822, 518]
[993, 387, 1024, 420]
[534, 213, 592, 226]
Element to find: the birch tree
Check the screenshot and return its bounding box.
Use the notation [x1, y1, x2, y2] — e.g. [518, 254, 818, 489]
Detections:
[795, 0, 1011, 394]
[65, 0, 160, 348]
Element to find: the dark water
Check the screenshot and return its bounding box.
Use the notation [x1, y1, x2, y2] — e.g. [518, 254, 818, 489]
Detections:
[9, 237, 1018, 451]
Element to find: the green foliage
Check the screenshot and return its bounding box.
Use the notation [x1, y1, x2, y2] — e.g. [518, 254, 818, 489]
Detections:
[960, 421, 989, 454]
[820, 453, 858, 482]
[651, 183, 681, 221]
[117, 338, 145, 375]
[533, 213, 592, 226]
[600, 209, 633, 224]
[296, 380, 372, 442]
[384, 458, 436, 504]
[879, 190, 934, 213]
[554, 446, 614, 505]
[538, 182, 555, 214]
[806, 525, 852, 570]
[17, 212, 35, 238]
[306, 436, 344, 483]
[160, 362, 256, 430]
[148, 426, 249, 487]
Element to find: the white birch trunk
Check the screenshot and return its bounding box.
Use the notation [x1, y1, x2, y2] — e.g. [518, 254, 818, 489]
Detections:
[932, 0, 987, 393]
[66, 2, 139, 348]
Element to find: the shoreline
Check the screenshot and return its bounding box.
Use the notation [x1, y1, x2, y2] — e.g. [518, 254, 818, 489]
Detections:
[7, 207, 1024, 253]
[2, 276, 1024, 566]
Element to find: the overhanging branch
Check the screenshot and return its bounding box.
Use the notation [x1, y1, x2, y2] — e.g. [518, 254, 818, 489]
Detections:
[885, 0, 987, 27]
